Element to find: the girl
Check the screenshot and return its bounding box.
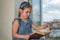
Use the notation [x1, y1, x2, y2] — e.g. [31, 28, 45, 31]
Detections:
[12, 1, 49, 40]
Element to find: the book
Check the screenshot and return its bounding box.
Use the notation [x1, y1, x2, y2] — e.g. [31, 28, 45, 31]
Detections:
[29, 33, 45, 39]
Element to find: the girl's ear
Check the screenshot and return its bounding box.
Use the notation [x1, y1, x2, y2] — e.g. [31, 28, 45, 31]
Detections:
[19, 9, 23, 13]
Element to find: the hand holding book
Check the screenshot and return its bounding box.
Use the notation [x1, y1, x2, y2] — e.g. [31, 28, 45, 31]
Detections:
[29, 27, 51, 39]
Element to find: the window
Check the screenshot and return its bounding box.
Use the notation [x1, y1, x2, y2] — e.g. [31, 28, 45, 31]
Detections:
[29, 0, 60, 26]
[42, 0, 60, 24]
[29, 0, 41, 26]
[29, 0, 60, 39]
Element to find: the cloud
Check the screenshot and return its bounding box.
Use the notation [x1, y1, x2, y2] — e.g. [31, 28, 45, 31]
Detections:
[49, 0, 60, 5]
[42, 0, 50, 4]
[42, 0, 60, 22]
[42, 13, 53, 22]
[42, 9, 60, 22]
[42, 0, 60, 11]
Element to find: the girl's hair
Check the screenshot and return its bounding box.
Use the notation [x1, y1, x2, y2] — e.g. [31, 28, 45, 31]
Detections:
[18, 2, 32, 17]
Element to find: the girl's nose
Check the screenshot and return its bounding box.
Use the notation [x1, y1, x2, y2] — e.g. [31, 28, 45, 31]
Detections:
[28, 13, 30, 16]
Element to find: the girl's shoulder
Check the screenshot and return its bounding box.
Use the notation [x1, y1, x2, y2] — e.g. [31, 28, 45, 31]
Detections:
[14, 17, 21, 20]
[12, 17, 21, 24]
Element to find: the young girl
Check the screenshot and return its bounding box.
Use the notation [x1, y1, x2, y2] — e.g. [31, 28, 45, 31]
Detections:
[12, 1, 49, 40]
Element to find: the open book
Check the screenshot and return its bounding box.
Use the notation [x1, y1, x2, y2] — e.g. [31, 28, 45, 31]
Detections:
[29, 28, 50, 39]
[29, 33, 45, 39]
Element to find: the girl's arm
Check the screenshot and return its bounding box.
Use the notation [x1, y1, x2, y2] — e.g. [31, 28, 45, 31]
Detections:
[12, 20, 30, 40]
[32, 24, 48, 30]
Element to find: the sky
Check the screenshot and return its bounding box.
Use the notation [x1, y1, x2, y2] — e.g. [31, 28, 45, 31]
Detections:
[31, 0, 60, 23]
[42, 0, 60, 22]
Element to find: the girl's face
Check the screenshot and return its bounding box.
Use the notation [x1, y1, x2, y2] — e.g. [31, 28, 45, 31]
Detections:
[20, 7, 31, 19]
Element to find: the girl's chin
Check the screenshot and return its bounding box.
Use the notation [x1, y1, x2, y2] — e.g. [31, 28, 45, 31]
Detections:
[24, 17, 28, 19]
[25, 16, 29, 18]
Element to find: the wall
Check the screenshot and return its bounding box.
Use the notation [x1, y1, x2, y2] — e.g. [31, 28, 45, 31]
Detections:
[0, 0, 14, 40]
[0, 0, 28, 40]
[0, 0, 2, 39]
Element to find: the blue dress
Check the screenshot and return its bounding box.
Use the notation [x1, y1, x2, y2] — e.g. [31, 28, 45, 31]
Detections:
[13, 17, 32, 40]
[12, 17, 46, 40]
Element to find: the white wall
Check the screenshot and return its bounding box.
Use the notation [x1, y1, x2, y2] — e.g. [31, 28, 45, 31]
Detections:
[0, 0, 28, 40]
[0, 0, 1, 34]
[0, 0, 14, 40]
[0, 0, 2, 39]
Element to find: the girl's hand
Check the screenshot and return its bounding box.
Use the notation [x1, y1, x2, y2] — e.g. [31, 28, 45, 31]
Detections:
[24, 35, 30, 40]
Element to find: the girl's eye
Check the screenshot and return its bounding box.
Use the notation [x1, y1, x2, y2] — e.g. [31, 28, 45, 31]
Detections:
[26, 11, 28, 13]
[26, 11, 31, 14]
[29, 12, 31, 13]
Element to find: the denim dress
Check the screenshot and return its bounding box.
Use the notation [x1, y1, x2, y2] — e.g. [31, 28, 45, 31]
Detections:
[12, 18, 46, 40]
[13, 17, 32, 40]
